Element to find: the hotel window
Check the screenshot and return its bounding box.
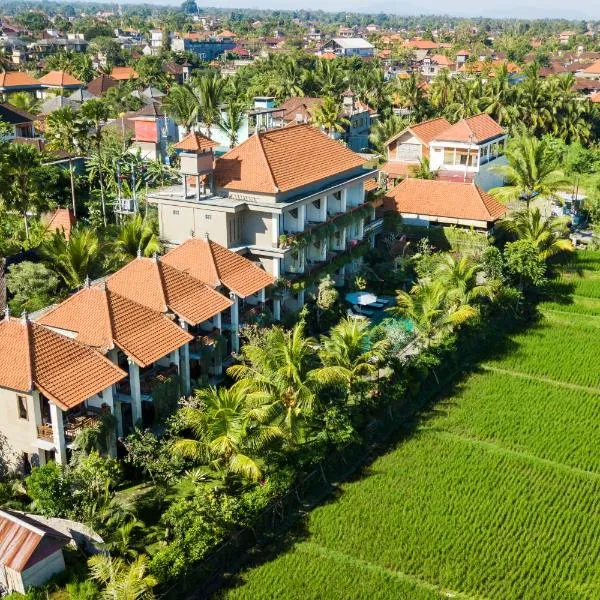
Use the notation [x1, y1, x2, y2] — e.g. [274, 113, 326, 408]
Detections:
[443, 148, 455, 165]
[456, 149, 476, 167]
[396, 143, 421, 161]
[17, 395, 28, 420]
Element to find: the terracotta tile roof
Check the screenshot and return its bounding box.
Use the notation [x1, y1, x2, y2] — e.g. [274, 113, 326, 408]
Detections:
[381, 161, 413, 178]
[86, 74, 118, 96]
[591, 92, 600, 103]
[173, 132, 218, 152]
[45, 208, 76, 240]
[214, 124, 366, 194]
[405, 39, 439, 50]
[383, 178, 508, 223]
[582, 59, 600, 75]
[0, 317, 125, 410]
[0, 510, 69, 572]
[38, 286, 192, 368]
[430, 54, 454, 66]
[38, 70, 82, 86]
[433, 113, 505, 144]
[110, 66, 139, 80]
[277, 96, 323, 123]
[384, 117, 451, 149]
[0, 71, 39, 88]
[320, 52, 337, 60]
[364, 178, 378, 192]
[107, 257, 232, 325]
[162, 237, 275, 298]
[0, 102, 35, 124]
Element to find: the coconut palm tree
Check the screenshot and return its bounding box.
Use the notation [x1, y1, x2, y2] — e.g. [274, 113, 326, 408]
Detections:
[45, 106, 87, 216]
[88, 553, 157, 600]
[219, 100, 247, 148]
[114, 214, 161, 261]
[162, 83, 199, 134]
[194, 72, 227, 137]
[392, 72, 428, 119]
[311, 96, 350, 139]
[315, 59, 346, 97]
[410, 156, 437, 180]
[388, 280, 477, 348]
[500, 207, 573, 260]
[434, 253, 495, 305]
[490, 134, 569, 209]
[171, 383, 284, 482]
[429, 68, 454, 111]
[41, 227, 103, 290]
[368, 115, 410, 156]
[7, 91, 40, 114]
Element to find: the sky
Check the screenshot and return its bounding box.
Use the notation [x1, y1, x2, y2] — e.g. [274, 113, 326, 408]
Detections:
[171, 0, 595, 19]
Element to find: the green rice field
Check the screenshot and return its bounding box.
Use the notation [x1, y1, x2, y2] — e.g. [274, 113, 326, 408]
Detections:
[217, 251, 600, 600]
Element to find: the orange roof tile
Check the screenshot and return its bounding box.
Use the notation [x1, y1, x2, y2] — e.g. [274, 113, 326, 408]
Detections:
[45, 208, 76, 240]
[364, 178, 378, 192]
[385, 117, 451, 148]
[430, 54, 455, 66]
[383, 178, 507, 223]
[0, 317, 125, 411]
[582, 59, 600, 75]
[214, 124, 365, 194]
[173, 131, 218, 152]
[591, 92, 600, 103]
[86, 73, 118, 96]
[162, 237, 275, 298]
[0, 71, 39, 88]
[107, 257, 233, 325]
[110, 66, 139, 80]
[405, 39, 439, 50]
[320, 52, 337, 60]
[433, 113, 505, 144]
[38, 70, 82, 87]
[38, 286, 192, 368]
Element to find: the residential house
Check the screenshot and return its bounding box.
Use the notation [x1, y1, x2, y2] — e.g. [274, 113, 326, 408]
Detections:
[421, 54, 455, 77]
[273, 96, 323, 125]
[0, 103, 36, 139]
[0, 71, 40, 99]
[0, 510, 69, 595]
[38, 95, 81, 116]
[578, 59, 600, 79]
[0, 315, 125, 468]
[129, 103, 179, 163]
[383, 178, 507, 230]
[110, 66, 139, 82]
[170, 32, 235, 60]
[148, 125, 377, 313]
[341, 88, 377, 152]
[86, 74, 118, 97]
[559, 30, 577, 45]
[37, 70, 83, 99]
[37, 283, 192, 436]
[106, 255, 233, 381]
[320, 38, 375, 58]
[163, 61, 192, 84]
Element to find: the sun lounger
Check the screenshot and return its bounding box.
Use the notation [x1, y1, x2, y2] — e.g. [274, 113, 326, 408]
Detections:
[353, 304, 374, 316]
[367, 302, 386, 309]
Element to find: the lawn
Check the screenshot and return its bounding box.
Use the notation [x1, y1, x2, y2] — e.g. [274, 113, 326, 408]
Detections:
[216, 251, 600, 600]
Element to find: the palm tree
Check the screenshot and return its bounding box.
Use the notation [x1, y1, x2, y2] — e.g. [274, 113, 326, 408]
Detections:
[162, 84, 199, 134]
[315, 59, 346, 97]
[388, 280, 477, 348]
[7, 91, 40, 114]
[219, 100, 247, 148]
[45, 106, 86, 216]
[311, 96, 350, 139]
[490, 134, 569, 209]
[228, 323, 320, 442]
[194, 73, 227, 137]
[114, 214, 161, 260]
[41, 227, 103, 290]
[88, 554, 156, 600]
[410, 156, 437, 180]
[429, 68, 454, 111]
[392, 72, 428, 119]
[171, 384, 284, 482]
[316, 317, 389, 397]
[368, 115, 409, 156]
[500, 207, 573, 260]
[434, 253, 494, 305]
[80, 99, 111, 226]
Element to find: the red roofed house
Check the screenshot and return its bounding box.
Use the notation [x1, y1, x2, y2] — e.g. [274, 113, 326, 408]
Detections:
[0, 71, 41, 98]
[37, 70, 83, 99]
[44, 209, 77, 240]
[0, 510, 69, 595]
[578, 59, 600, 80]
[148, 124, 378, 315]
[110, 66, 139, 81]
[383, 178, 507, 231]
[421, 54, 456, 77]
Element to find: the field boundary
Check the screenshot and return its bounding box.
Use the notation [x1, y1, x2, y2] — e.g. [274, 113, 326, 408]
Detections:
[433, 431, 600, 480]
[296, 541, 485, 600]
[480, 365, 600, 395]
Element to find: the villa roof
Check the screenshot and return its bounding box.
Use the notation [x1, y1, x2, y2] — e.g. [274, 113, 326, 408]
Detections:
[38, 285, 192, 368]
[430, 54, 454, 66]
[432, 113, 505, 144]
[581, 59, 600, 75]
[173, 131, 218, 152]
[38, 70, 82, 87]
[0, 102, 35, 124]
[383, 178, 508, 223]
[277, 96, 323, 123]
[0, 317, 125, 410]
[0, 71, 39, 88]
[214, 124, 365, 194]
[107, 257, 233, 325]
[45, 208, 76, 240]
[386, 117, 451, 147]
[162, 237, 275, 299]
[110, 66, 139, 80]
[86, 74, 118, 96]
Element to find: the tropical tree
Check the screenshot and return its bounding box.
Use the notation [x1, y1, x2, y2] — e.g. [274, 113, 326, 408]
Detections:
[88, 554, 157, 600]
[45, 106, 87, 215]
[410, 156, 437, 180]
[368, 115, 409, 156]
[391, 72, 428, 120]
[219, 100, 248, 148]
[41, 227, 103, 289]
[194, 72, 227, 136]
[490, 134, 569, 209]
[434, 253, 495, 305]
[311, 96, 350, 139]
[114, 214, 161, 261]
[7, 91, 40, 114]
[162, 83, 199, 134]
[500, 207, 573, 260]
[171, 383, 284, 482]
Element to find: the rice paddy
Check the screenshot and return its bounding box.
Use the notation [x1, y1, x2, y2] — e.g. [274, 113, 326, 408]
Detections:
[217, 251, 600, 600]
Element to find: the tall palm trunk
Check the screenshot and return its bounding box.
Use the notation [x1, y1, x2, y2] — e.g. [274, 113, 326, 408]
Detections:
[97, 158, 107, 228]
[69, 158, 77, 217]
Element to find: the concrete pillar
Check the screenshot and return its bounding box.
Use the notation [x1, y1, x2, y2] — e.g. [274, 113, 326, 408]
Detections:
[358, 219, 364, 240]
[298, 204, 306, 232]
[179, 319, 191, 396]
[297, 290, 305, 309]
[50, 403, 67, 465]
[128, 359, 142, 427]
[341, 187, 348, 211]
[321, 196, 327, 221]
[101, 385, 118, 457]
[272, 257, 281, 279]
[274, 298, 281, 321]
[230, 293, 239, 353]
[183, 175, 187, 198]
[272, 213, 279, 247]
[215, 312, 222, 331]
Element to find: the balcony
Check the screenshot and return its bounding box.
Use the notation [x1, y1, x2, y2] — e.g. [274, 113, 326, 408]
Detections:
[36, 410, 103, 444]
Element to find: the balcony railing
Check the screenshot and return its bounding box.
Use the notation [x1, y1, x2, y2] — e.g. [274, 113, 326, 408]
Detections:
[36, 411, 103, 444]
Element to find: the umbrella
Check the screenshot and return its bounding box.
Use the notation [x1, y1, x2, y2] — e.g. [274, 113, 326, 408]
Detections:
[345, 291, 378, 306]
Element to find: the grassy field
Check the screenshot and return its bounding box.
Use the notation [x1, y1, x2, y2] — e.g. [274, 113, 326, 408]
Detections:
[217, 252, 600, 600]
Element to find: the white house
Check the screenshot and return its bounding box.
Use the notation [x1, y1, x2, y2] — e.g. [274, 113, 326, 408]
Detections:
[320, 38, 375, 58]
